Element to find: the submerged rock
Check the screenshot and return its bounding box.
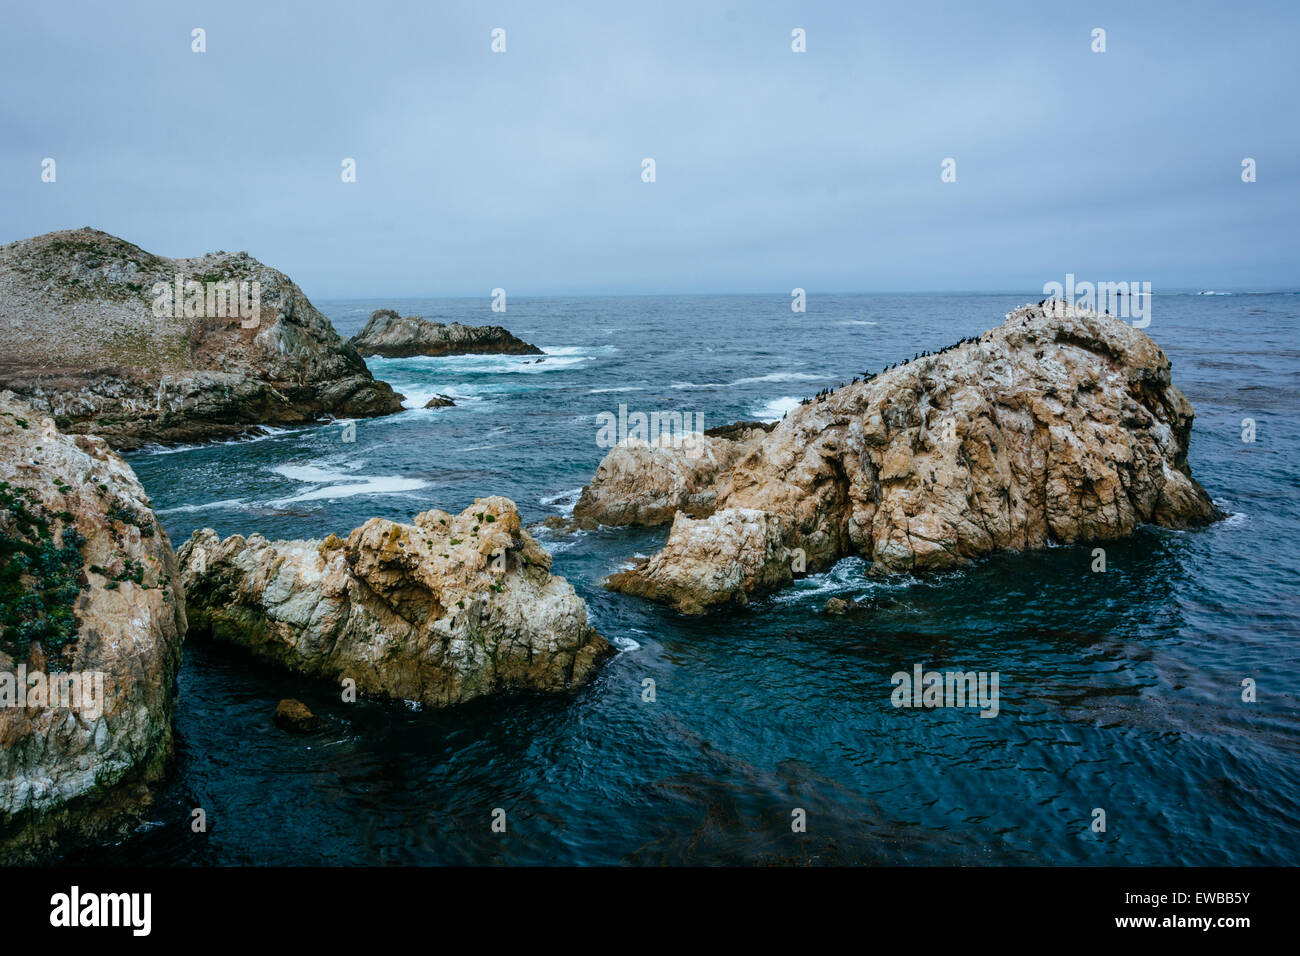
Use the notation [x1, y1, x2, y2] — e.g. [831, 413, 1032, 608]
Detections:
[0, 228, 404, 451]
[178, 497, 613, 707]
[823, 597, 855, 616]
[597, 305, 1222, 614]
[273, 698, 320, 733]
[0, 393, 186, 862]
[351, 310, 543, 358]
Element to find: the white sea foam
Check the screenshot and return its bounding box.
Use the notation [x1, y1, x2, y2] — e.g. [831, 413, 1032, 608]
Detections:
[670, 371, 821, 390]
[753, 396, 801, 422]
[269, 462, 428, 505]
[156, 498, 248, 515]
[540, 487, 584, 515]
[134, 425, 308, 456]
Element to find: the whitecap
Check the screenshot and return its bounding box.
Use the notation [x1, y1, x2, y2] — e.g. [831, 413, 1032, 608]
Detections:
[540, 487, 584, 515]
[156, 498, 248, 515]
[269, 462, 428, 505]
[753, 396, 800, 422]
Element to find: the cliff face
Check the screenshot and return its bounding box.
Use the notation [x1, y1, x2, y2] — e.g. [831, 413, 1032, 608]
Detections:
[598, 305, 1221, 614]
[350, 309, 543, 358]
[178, 497, 613, 707]
[0, 393, 186, 862]
[0, 228, 404, 450]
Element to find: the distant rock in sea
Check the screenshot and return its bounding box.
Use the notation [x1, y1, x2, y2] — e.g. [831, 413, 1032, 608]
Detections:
[177, 497, 613, 707]
[350, 309, 543, 358]
[0, 393, 186, 862]
[0, 228, 405, 451]
[423, 394, 456, 408]
[594, 304, 1223, 614]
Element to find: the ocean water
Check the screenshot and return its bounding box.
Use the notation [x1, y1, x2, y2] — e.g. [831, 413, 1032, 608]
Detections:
[73, 293, 1300, 866]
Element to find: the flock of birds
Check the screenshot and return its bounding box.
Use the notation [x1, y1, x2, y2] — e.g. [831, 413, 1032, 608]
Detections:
[796, 333, 985, 407]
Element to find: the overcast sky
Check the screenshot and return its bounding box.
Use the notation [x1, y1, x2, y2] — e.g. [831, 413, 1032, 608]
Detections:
[2, 0, 1296, 297]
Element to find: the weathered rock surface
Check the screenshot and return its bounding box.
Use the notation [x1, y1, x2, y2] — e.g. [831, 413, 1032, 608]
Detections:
[351, 309, 543, 358]
[0, 228, 404, 450]
[423, 394, 456, 409]
[273, 699, 320, 733]
[0, 393, 186, 862]
[599, 305, 1221, 613]
[178, 497, 612, 707]
[573, 423, 772, 529]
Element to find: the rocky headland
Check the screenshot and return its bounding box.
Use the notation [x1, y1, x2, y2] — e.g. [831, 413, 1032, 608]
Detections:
[590, 305, 1221, 614]
[350, 309, 543, 358]
[0, 228, 405, 451]
[178, 497, 612, 707]
[0, 393, 186, 862]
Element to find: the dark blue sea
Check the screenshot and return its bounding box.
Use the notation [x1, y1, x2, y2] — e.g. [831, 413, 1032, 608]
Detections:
[74, 293, 1300, 865]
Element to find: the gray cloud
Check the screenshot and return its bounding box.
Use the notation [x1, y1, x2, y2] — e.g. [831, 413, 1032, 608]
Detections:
[2, 0, 1296, 296]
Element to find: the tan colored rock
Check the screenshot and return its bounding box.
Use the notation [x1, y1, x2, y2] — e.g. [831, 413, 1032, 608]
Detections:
[0, 393, 186, 862]
[600, 305, 1221, 613]
[573, 422, 771, 528]
[178, 497, 612, 706]
[273, 698, 319, 733]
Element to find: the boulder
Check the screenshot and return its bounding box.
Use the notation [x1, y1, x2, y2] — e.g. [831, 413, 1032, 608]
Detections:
[573, 423, 771, 529]
[273, 699, 320, 733]
[178, 497, 612, 707]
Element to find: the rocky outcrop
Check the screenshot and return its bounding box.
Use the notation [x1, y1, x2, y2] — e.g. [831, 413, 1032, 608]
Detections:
[0, 393, 186, 862]
[273, 699, 320, 733]
[599, 305, 1221, 614]
[573, 422, 771, 529]
[178, 497, 612, 707]
[351, 310, 543, 358]
[0, 228, 404, 450]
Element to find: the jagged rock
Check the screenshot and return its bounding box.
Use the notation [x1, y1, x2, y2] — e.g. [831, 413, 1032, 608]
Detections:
[0, 393, 186, 862]
[599, 306, 1222, 614]
[573, 423, 771, 529]
[273, 699, 319, 733]
[0, 228, 404, 451]
[423, 394, 456, 408]
[178, 497, 613, 707]
[351, 310, 543, 358]
[823, 597, 854, 615]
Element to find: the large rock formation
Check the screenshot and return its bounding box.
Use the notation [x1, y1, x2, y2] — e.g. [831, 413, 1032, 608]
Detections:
[178, 497, 612, 706]
[599, 305, 1221, 613]
[572, 422, 772, 529]
[350, 309, 543, 358]
[0, 228, 405, 450]
[0, 393, 186, 862]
